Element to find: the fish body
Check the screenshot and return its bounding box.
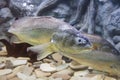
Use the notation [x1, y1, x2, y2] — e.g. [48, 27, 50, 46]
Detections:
[8, 16, 120, 76]
[52, 31, 120, 76]
[8, 16, 74, 45]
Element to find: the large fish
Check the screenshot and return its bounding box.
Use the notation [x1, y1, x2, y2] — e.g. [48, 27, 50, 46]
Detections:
[8, 16, 120, 76]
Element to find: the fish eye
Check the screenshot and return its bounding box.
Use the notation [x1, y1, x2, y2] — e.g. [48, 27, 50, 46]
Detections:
[75, 37, 88, 46]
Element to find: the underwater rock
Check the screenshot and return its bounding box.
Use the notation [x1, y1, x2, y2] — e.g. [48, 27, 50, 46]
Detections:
[73, 70, 90, 77]
[106, 8, 120, 37]
[35, 69, 51, 78]
[9, 0, 42, 17]
[96, 0, 118, 35]
[0, 8, 13, 24]
[17, 72, 36, 80]
[11, 59, 27, 66]
[22, 65, 34, 76]
[7, 65, 25, 79]
[69, 61, 88, 70]
[113, 36, 120, 44]
[115, 42, 120, 51]
[0, 63, 5, 69]
[51, 69, 73, 80]
[0, 47, 7, 56]
[40, 63, 56, 72]
[52, 3, 70, 20]
[0, 69, 12, 76]
[52, 53, 62, 63]
[33, 61, 42, 68]
[0, 0, 7, 9]
[56, 63, 69, 71]
[9, 77, 21, 80]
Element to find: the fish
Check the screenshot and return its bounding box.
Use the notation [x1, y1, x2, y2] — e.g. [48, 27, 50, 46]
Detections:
[51, 30, 120, 77]
[8, 16, 120, 76]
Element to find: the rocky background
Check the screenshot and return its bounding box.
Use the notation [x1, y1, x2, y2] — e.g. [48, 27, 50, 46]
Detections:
[0, 0, 120, 80]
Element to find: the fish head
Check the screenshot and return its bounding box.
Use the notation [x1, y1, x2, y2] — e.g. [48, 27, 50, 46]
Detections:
[51, 29, 93, 54]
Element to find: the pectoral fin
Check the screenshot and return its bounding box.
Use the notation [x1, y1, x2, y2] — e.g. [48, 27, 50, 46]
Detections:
[27, 43, 56, 60]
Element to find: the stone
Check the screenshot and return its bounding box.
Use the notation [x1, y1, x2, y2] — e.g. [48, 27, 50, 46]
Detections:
[0, 57, 7, 63]
[51, 73, 71, 80]
[5, 60, 13, 69]
[0, 47, 7, 56]
[9, 77, 21, 80]
[40, 63, 56, 72]
[0, 0, 7, 8]
[49, 77, 63, 80]
[104, 76, 116, 80]
[0, 63, 5, 69]
[115, 42, 120, 51]
[22, 65, 34, 76]
[56, 63, 69, 71]
[9, 0, 42, 17]
[74, 70, 90, 77]
[0, 69, 12, 76]
[33, 61, 42, 68]
[43, 59, 53, 63]
[71, 74, 105, 80]
[7, 65, 25, 79]
[0, 75, 7, 80]
[0, 8, 13, 23]
[91, 74, 105, 80]
[70, 76, 90, 80]
[36, 77, 48, 80]
[17, 57, 30, 61]
[52, 53, 63, 63]
[11, 59, 27, 66]
[106, 8, 120, 37]
[34, 69, 51, 78]
[113, 36, 120, 44]
[52, 3, 70, 20]
[69, 61, 88, 70]
[96, 0, 117, 35]
[51, 68, 74, 80]
[17, 72, 36, 80]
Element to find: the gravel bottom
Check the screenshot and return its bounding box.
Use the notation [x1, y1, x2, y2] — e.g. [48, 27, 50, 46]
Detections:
[0, 47, 117, 80]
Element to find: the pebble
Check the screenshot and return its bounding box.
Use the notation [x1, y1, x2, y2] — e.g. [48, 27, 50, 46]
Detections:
[0, 47, 7, 56]
[22, 65, 34, 76]
[34, 69, 51, 78]
[17, 57, 30, 61]
[0, 76, 7, 80]
[70, 76, 90, 80]
[43, 59, 53, 63]
[9, 77, 21, 80]
[51, 69, 74, 80]
[40, 63, 56, 72]
[36, 77, 48, 80]
[0, 69, 12, 76]
[11, 59, 27, 66]
[104, 76, 116, 80]
[91, 74, 105, 80]
[7, 65, 25, 79]
[51, 73, 71, 80]
[56, 63, 69, 71]
[33, 61, 42, 68]
[5, 60, 13, 69]
[0, 57, 7, 63]
[0, 63, 5, 69]
[74, 70, 90, 77]
[69, 61, 88, 70]
[52, 53, 62, 62]
[17, 72, 36, 80]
